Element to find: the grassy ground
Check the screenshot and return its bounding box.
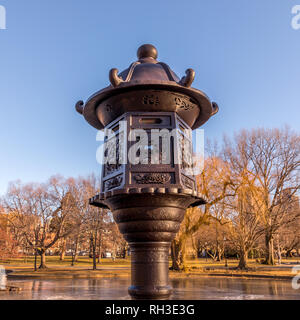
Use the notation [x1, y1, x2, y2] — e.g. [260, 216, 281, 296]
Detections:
[1, 255, 130, 267]
[1, 256, 299, 280]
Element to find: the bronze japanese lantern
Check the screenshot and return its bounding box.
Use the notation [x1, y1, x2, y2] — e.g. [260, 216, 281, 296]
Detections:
[76, 44, 218, 299]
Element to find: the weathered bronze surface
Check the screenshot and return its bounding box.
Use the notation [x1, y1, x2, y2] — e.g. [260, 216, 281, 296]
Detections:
[78, 44, 218, 130]
[76, 44, 218, 299]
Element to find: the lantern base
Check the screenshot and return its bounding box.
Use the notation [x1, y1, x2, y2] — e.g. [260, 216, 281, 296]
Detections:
[128, 286, 172, 300]
[90, 192, 207, 300]
[128, 242, 172, 300]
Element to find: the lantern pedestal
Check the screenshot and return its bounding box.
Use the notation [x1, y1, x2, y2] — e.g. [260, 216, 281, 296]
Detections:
[128, 242, 171, 300]
[91, 190, 205, 299]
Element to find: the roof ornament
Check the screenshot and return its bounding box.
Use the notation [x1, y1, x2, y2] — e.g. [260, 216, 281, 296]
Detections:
[75, 100, 84, 114]
[179, 68, 195, 88]
[109, 68, 123, 87]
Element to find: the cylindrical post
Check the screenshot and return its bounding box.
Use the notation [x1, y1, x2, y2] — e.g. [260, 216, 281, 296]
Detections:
[128, 242, 172, 299]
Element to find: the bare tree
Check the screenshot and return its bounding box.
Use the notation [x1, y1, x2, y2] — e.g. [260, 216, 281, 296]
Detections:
[226, 179, 264, 269]
[0, 210, 21, 260]
[223, 127, 300, 264]
[193, 218, 229, 262]
[2, 176, 76, 269]
[78, 175, 109, 270]
[277, 200, 300, 259]
[170, 156, 235, 270]
[67, 178, 90, 266]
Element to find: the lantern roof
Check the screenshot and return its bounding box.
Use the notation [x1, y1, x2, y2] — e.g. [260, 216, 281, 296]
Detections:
[76, 44, 219, 130]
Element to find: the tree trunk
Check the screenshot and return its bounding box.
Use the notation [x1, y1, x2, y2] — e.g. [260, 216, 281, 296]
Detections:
[23, 248, 28, 263]
[286, 249, 293, 258]
[264, 233, 275, 265]
[91, 235, 97, 270]
[170, 240, 181, 270]
[216, 245, 223, 262]
[39, 250, 47, 269]
[97, 234, 102, 264]
[224, 245, 228, 267]
[71, 238, 79, 266]
[277, 247, 282, 265]
[34, 249, 37, 271]
[170, 239, 186, 271]
[92, 248, 97, 270]
[276, 236, 282, 265]
[122, 247, 127, 259]
[237, 249, 248, 270]
[60, 239, 66, 261]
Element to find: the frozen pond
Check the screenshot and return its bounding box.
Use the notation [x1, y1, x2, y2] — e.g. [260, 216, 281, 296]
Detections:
[0, 277, 299, 300]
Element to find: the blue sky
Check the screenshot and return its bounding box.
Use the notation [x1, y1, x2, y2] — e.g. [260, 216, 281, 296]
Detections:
[0, 0, 299, 195]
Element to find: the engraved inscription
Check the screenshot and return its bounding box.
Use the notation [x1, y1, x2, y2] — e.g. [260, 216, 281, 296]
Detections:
[143, 94, 159, 106]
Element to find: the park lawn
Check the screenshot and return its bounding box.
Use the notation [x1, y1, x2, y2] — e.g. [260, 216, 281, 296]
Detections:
[2, 256, 298, 279]
[1, 255, 131, 267]
[172, 257, 299, 279]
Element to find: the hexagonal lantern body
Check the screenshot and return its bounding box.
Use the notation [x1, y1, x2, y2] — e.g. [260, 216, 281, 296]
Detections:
[99, 111, 198, 196]
[76, 44, 218, 299]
